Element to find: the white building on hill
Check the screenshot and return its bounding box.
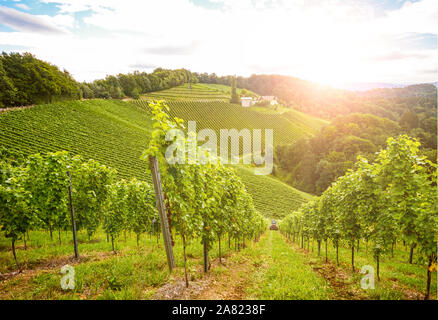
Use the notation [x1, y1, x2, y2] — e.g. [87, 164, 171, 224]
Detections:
[260, 96, 278, 105]
[241, 97, 253, 107]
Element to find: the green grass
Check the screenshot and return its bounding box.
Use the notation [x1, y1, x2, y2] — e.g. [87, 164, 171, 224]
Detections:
[285, 236, 437, 300]
[245, 231, 333, 299]
[0, 230, 334, 300]
[0, 229, 235, 299]
[1, 228, 432, 300]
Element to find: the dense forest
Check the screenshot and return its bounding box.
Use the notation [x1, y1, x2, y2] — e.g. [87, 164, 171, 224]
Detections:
[276, 114, 396, 194]
[275, 100, 437, 195]
[0, 52, 80, 107]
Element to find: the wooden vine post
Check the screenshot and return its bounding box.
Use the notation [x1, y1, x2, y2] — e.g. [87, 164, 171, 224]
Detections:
[67, 171, 79, 259]
[149, 156, 176, 271]
[202, 183, 209, 273]
[203, 240, 208, 273]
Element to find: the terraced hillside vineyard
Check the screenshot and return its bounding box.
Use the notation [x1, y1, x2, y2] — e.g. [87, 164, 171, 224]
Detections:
[234, 166, 314, 219]
[0, 100, 153, 181]
[1, 81, 435, 302]
[0, 0, 436, 306]
[0, 84, 320, 218]
[141, 84, 230, 101]
[134, 84, 327, 146]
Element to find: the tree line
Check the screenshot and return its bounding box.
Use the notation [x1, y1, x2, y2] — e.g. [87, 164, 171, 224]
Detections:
[195, 72, 437, 121]
[0, 52, 198, 108]
[275, 112, 437, 195]
[279, 135, 437, 299]
[0, 52, 80, 108]
[80, 68, 198, 100]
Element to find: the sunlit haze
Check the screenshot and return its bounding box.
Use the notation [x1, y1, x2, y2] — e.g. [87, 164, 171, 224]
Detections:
[0, 0, 436, 86]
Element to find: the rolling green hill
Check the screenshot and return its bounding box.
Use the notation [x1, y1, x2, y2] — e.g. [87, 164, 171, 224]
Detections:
[0, 100, 153, 181]
[0, 84, 326, 218]
[135, 84, 327, 147]
[234, 166, 314, 218]
[141, 83, 229, 101]
[198, 83, 260, 97]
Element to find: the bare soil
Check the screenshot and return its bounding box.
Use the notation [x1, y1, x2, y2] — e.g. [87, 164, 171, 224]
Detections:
[153, 251, 258, 300]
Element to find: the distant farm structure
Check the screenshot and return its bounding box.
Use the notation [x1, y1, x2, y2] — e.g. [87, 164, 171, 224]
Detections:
[240, 95, 278, 107]
[260, 96, 278, 106]
[241, 97, 254, 107]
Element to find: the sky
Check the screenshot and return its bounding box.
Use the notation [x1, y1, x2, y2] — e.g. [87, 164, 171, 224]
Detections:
[0, 0, 436, 85]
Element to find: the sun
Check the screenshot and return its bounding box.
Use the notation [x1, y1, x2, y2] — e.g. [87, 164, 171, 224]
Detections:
[302, 50, 366, 87]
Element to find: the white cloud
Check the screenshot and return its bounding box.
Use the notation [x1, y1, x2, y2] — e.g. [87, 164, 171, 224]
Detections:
[382, 0, 438, 34]
[15, 3, 30, 10]
[0, 0, 436, 84]
[48, 14, 75, 29]
[0, 5, 65, 33]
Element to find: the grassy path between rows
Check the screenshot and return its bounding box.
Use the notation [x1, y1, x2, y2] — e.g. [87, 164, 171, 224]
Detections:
[0, 231, 335, 300]
[3, 229, 429, 300]
[245, 230, 333, 299]
[189, 231, 333, 300]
